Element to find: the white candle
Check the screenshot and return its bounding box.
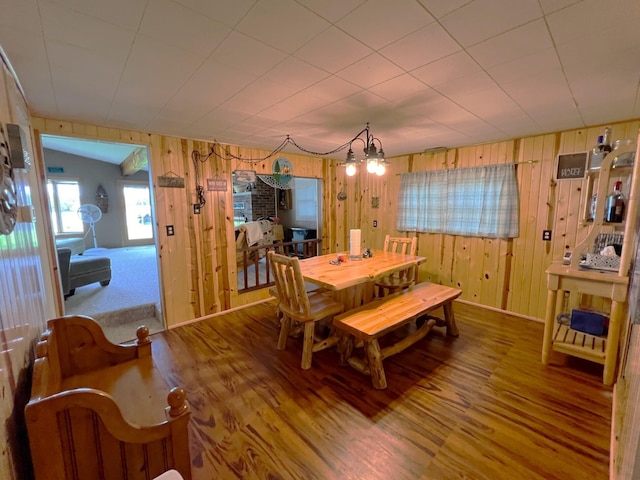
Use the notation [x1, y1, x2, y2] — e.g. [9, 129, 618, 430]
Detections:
[349, 229, 361, 257]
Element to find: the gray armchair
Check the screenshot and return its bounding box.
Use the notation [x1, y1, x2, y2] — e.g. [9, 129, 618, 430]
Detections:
[57, 248, 111, 299]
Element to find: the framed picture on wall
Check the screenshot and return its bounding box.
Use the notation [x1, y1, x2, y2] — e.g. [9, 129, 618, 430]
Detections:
[556, 152, 588, 179]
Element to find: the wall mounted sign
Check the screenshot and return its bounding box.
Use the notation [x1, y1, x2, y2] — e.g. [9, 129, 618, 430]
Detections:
[47, 166, 64, 173]
[207, 178, 227, 191]
[272, 157, 293, 185]
[157, 172, 185, 188]
[233, 169, 257, 183]
[556, 152, 587, 179]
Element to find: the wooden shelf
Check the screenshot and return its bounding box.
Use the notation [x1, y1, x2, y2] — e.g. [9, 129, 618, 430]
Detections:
[552, 323, 606, 364]
[543, 131, 639, 385]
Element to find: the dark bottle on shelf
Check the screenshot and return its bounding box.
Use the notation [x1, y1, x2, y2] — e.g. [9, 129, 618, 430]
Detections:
[589, 127, 613, 170]
[605, 181, 625, 223]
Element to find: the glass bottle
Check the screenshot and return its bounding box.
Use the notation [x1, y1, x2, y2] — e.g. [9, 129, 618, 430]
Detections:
[589, 127, 613, 170]
[604, 181, 625, 223]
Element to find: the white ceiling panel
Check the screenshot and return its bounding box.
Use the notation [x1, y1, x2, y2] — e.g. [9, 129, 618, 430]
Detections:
[417, 0, 474, 20]
[467, 19, 552, 69]
[440, 0, 543, 47]
[293, 26, 372, 74]
[138, 0, 231, 58]
[43, 0, 148, 30]
[0, 0, 637, 163]
[296, 0, 366, 23]
[39, 2, 135, 58]
[337, 0, 435, 50]
[380, 22, 461, 71]
[172, 0, 257, 27]
[235, 0, 330, 54]
[369, 74, 430, 103]
[208, 31, 287, 77]
[411, 50, 482, 87]
[336, 53, 405, 90]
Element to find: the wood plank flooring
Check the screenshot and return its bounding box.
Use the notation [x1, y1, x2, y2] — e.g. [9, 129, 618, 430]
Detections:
[150, 301, 611, 480]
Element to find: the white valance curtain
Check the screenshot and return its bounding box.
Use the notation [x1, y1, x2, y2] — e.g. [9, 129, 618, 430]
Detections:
[396, 163, 519, 238]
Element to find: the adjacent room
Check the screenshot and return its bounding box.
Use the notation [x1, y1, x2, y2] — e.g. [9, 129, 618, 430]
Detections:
[1, 2, 640, 480]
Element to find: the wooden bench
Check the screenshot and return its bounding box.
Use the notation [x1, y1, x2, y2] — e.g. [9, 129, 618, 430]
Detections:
[333, 282, 462, 389]
[25, 315, 192, 480]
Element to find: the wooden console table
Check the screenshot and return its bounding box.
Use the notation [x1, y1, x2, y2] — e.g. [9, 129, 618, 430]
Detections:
[542, 262, 629, 385]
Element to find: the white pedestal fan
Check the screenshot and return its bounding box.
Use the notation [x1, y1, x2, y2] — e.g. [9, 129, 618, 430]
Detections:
[77, 204, 103, 249]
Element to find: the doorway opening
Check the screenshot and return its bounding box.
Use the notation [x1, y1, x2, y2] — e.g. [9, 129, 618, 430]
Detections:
[41, 134, 164, 343]
[121, 182, 153, 245]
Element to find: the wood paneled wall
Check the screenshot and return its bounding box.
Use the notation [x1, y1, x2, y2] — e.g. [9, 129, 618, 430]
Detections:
[31, 117, 640, 326]
[0, 53, 53, 480]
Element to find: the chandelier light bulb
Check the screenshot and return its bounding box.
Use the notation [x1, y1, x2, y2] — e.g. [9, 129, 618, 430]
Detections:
[346, 163, 357, 176]
[367, 158, 378, 173]
[375, 162, 386, 176]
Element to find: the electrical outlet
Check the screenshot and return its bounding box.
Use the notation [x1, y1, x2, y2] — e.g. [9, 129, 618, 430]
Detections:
[166, 225, 175, 236]
[373, 220, 377, 228]
[542, 229, 552, 241]
[193, 204, 200, 214]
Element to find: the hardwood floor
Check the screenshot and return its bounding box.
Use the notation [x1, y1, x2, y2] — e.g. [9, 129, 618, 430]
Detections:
[150, 300, 611, 480]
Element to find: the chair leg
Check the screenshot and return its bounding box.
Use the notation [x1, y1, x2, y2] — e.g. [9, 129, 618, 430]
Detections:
[301, 322, 315, 369]
[277, 316, 291, 350]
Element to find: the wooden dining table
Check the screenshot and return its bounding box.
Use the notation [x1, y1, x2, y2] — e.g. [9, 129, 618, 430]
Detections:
[299, 249, 426, 310]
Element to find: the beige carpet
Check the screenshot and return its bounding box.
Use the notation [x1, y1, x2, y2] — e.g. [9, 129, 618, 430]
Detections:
[64, 245, 164, 343]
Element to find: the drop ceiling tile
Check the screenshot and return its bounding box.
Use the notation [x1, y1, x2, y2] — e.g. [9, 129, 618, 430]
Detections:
[411, 50, 482, 87]
[467, 19, 552, 69]
[296, 0, 367, 22]
[48, 41, 121, 100]
[0, 0, 42, 35]
[209, 31, 287, 77]
[336, 53, 405, 89]
[486, 47, 560, 85]
[380, 22, 460, 71]
[39, 1, 135, 59]
[44, 0, 147, 30]
[302, 75, 361, 102]
[416, 0, 473, 19]
[501, 69, 573, 112]
[439, 0, 542, 47]
[546, 0, 640, 46]
[222, 78, 297, 116]
[160, 61, 256, 121]
[235, 0, 330, 54]
[368, 74, 428, 102]
[435, 71, 498, 100]
[293, 26, 372, 74]
[138, 0, 231, 57]
[256, 91, 329, 122]
[114, 34, 202, 105]
[106, 99, 163, 130]
[337, 0, 435, 50]
[262, 57, 330, 91]
[173, 0, 256, 27]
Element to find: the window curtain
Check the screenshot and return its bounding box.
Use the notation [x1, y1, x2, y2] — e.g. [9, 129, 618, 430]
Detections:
[396, 163, 519, 238]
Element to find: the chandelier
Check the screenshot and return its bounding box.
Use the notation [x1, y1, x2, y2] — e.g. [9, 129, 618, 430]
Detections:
[192, 122, 388, 175]
[342, 123, 388, 176]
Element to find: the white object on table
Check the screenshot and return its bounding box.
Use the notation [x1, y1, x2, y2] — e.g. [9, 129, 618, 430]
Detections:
[349, 229, 361, 257]
[153, 470, 184, 480]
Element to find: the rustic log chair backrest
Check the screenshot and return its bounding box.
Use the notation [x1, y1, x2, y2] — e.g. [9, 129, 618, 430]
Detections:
[383, 235, 417, 256]
[268, 251, 313, 320]
[376, 235, 419, 295]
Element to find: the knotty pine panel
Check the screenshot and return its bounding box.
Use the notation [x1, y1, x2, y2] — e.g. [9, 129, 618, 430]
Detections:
[0, 59, 50, 480]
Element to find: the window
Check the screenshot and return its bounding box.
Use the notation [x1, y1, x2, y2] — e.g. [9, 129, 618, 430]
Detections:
[293, 178, 318, 223]
[47, 178, 83, 234]
[396, 163, 519, 238]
